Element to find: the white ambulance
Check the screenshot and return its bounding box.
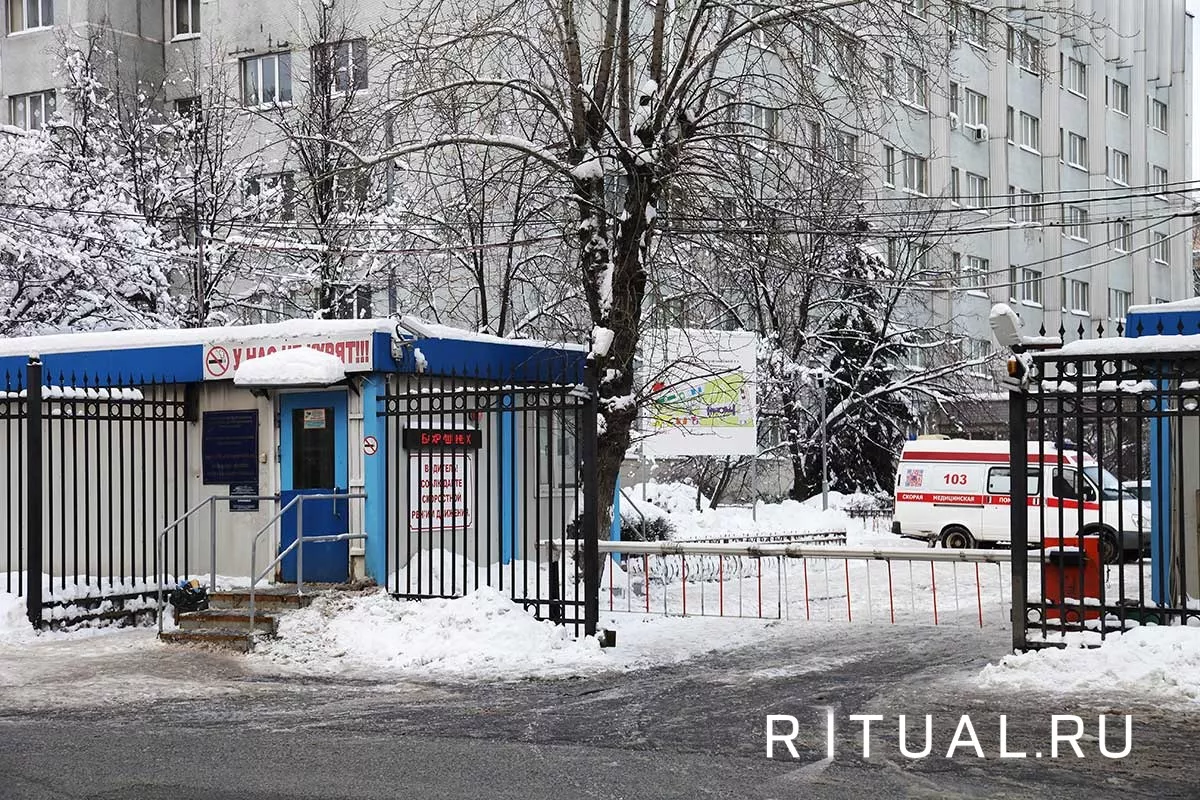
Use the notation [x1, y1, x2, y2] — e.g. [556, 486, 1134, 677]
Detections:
[891, 438, 1149, 563]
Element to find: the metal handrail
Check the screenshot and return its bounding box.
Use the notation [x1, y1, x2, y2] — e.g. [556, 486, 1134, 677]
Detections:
[542, 538, 1012, 565]
[156, 493, 281, 634]
[247, 492, 367, 636]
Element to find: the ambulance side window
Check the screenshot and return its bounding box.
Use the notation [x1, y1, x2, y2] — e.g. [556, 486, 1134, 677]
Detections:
[987, 466, 1041, 495]
[987, 467, 1010, 494]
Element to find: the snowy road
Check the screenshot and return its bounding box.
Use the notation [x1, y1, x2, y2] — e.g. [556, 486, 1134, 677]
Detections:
[2, 623, 1198, 799]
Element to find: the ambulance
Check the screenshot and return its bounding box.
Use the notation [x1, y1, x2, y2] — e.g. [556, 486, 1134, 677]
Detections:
[891, 438, 1150, 563]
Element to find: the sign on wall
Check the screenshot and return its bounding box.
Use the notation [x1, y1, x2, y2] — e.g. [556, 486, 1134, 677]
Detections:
[402, 428, 481, 450]
[202, 336, 374, 380]
[201, 410, 259, 484]
[641, 328, 757, 457]
[408, 454, 473, 531]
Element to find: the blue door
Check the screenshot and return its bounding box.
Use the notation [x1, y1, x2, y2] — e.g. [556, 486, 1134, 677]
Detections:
[279, 392, 349, 583]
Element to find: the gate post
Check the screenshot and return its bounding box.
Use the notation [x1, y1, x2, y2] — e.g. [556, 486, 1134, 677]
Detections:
[1009, 387, 1028, 651]
[580, 360, 600, 637]
[25, 357, 43, 629]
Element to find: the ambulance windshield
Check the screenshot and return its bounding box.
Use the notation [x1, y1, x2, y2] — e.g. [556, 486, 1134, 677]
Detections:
[1081, 466, 1128, 501]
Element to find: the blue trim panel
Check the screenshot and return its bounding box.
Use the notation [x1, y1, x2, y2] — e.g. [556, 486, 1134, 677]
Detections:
[500, 395, 516, 564]
[362, 375, 388, 584]
[393, 337, 586, 383]
[0, 344, 204, 384]
[1126, 309, 1200, 338]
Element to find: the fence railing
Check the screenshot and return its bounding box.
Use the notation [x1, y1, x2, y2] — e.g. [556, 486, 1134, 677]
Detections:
[593, 541, 1011, 627]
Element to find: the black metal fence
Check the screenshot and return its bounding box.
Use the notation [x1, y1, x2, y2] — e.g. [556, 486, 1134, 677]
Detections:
[2, 359, 194, 628]
[380, 364, 599, 636]
[1011, 346, 1200, 649]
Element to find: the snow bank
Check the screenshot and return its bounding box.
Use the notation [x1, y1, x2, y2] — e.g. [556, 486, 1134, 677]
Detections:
[623, 481, 848, 540]
[979, 626, 1200, 706]
[251, 588, 607, 680]
[234, 346, 346, 386]
[0, 591, 28, 643]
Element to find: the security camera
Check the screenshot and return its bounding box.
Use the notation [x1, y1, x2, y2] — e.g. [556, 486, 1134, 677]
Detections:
[396, 315, 436, 338]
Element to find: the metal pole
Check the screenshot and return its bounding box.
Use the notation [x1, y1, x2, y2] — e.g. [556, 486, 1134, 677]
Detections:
[296, 497, 304, 596]
[209, 496, 217, 590]
[1009, 386, 1029, 652]
[820, 373, 829, 511]
[581, 360, 601, 637]
[26, 357, 43, 629]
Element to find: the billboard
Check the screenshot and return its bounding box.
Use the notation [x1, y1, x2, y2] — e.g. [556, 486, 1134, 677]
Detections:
[641, 328, 757, 457]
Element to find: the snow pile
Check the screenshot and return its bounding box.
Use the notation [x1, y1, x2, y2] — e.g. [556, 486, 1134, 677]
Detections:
[234, 346, 345, 386]
[622, 481, 848, 540]
[0, 591, 30, 643]
[251, 588, 607, 680]
[979, 626, 1200, 705]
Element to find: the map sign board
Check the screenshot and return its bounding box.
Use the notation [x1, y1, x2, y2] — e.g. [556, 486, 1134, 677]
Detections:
[641, 329, 757, 457]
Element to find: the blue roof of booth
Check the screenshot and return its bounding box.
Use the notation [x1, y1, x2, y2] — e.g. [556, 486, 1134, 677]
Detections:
[1125, 298, 1200, 338]
[0, 318, 587, 385]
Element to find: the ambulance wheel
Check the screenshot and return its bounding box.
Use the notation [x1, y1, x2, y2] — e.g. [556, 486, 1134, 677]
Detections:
[940, 526, 976, 549]
[1091, 528, 1121, 565]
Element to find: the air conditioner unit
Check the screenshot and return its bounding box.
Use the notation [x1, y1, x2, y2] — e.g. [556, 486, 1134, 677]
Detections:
[972, 124, 988, 141]
[949, 112, 960, 130]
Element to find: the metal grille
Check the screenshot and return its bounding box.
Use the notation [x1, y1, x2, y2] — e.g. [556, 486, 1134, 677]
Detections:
[2, 359, 194, 628]
[1011, 348, 1200, 648]
[380, 367, 599, 636]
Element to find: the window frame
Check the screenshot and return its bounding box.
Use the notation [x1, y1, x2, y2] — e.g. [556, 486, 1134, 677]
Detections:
[1152, 232, 1170, 265]
[1110, 79, 1129, 115]
[8, 0, 53, 33]
[1149, 99, 1168, 132]
[313, 37, 369, 94]
[964, 171, 988, 209]
[537, 407, 579, 492]
[1066, 131, 1088, 170]
[902, 61, 928, 109]
[1018, 111, 1040, 152]
[1109, 288, 1131, 325]
[9, 88, 55, 130]
[1068, 279, 1090, 315]
[1110, 220, 1133, 252]
[963, 88, 987, 129]
[1065, 57, 1087, 97]
[245, 171, 297, 222]
[173, 0, 200, 38]
[1066, 205, 1089, 242]
[1020, 268, 1043, 306]
[902, 151, 928, 195]
[241, 52, 294, 108]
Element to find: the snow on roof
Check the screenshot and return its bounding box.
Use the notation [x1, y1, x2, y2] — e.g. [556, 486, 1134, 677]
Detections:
[1128, 297, 1200, 316]
[0, 318, 397, 357]
[1055, 334, 1200, 358]
[398, 317, 588, 352]
[233, 346, 346, 387]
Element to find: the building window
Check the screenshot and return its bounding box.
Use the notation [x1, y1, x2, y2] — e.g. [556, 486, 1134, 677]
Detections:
[9, 89, 54, 130]
[882, 55, 895, 96]
[949, 82, 960, 116]
[241, 53, 293, 107]
[1018, 112, 1039, 151]
[9, 0, 52, 32]
[1109, 289, 1131, 324]
[963, 89, 986, 129]
[960, 254, 988, 292]
[1110, 79, 1129, 115]
[313, 38, 368, 93]
[1065, 57, 1087, 96]
[1020, 268, 1043, 305]
[1066, 131, 1088, 169]
[955, 3, 987, 46]
[1152, 232, 1169, 264]
[1007, 27, 1041, 73]
[1109, 149, 1129, 185]
[174, 96, 200, 117]
[950, 167, 960, 203]
[1151, 165, 1168, 196]
[1149, 99, 1168, 132]
[174, 0, 199, 37]
[901, 0, 926, 16]
[1110, 220, 1132, 252]
[1066, 206, 1089, 241]
[883, 145, 896, 186]
[1068, 279, 1090, 314]
[1017, 190, 1042, 222]
[331, 170, 370, 212]
[245, 171, 296, 222]
[964, 172, 988, 209]
[902, 152, 927, 194]
[538, 409, 578, 490]
[752, 105, 779, 139]
[833, 129, 858, 163]
[902, 62, 927, 108]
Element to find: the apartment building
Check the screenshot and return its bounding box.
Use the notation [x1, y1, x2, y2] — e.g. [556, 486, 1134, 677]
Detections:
[0, 2, 1193, 348]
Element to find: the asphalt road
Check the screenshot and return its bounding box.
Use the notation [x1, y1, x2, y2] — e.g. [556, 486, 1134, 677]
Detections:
[1, 625, 1197, 800]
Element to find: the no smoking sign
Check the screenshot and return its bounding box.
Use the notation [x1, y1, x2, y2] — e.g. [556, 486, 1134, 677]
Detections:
[363, 435, 379, 456]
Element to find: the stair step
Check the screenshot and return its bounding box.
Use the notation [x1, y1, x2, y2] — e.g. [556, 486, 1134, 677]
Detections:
[207, 590, 318, 611]
[159, 628, 263, 653]
[177, 609, 277, 635]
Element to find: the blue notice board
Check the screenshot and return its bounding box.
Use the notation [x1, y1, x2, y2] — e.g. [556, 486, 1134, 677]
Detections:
[202, 410, 259, 485]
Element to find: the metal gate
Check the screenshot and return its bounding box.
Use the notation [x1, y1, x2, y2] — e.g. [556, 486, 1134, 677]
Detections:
[1010, 345, 1200, 649]
[380, 366, 599, 635]
[2, 358, 194, 628]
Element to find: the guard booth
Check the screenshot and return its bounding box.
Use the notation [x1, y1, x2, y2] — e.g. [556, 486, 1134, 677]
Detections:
[0, 318, 598, 634]
[1009, 298, 1200, 649]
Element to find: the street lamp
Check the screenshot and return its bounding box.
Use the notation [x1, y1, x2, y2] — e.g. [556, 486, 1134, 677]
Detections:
[813, 369, 829, 511]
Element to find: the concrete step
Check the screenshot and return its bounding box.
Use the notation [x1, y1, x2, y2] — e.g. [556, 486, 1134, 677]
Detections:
[177, 608, 277, 635]
[207, 589, 320, 611]
[159, 628, 262, 653]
